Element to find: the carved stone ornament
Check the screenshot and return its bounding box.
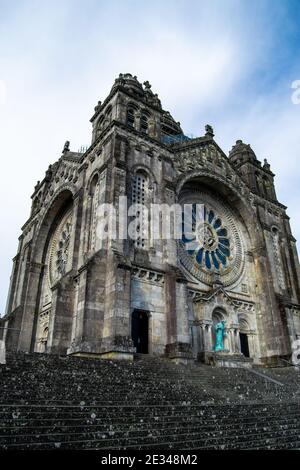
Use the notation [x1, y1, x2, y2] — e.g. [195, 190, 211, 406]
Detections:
[48, 208, 73, 286]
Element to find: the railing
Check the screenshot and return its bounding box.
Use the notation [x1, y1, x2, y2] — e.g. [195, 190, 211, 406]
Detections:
[279, 357, 300, 370]
[238, 364, 285, 387]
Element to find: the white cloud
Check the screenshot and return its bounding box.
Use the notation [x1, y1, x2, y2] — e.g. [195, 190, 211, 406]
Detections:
[0, 80, 7, 105]
[0, 1, 299, 312]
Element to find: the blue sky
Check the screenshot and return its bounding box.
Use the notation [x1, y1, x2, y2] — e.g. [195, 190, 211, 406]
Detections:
[0, 0, 300, 312]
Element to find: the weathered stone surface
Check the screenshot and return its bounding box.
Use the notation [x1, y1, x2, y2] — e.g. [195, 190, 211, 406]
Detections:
[0, 352, 300, 450]
[1, 73, 300, 365]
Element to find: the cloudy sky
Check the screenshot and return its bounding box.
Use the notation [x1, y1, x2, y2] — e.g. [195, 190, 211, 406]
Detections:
[0, 0, 300, 313]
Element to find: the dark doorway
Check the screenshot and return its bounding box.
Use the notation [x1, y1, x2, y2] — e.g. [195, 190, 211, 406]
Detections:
[239, 332, 250, 357]
[132, 310, 149, 354]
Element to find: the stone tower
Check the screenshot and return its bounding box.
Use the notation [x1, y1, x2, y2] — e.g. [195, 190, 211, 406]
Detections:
[1, 73, 300, 365]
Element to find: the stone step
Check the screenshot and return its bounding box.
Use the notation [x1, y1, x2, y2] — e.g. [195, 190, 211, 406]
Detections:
[1, 353, 300, 449]
[2, 426, 300, 450]
[1, 417, 299, 439]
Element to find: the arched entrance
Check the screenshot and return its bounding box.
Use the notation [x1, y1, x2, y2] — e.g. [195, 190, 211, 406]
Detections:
[131, 310, 149, 354]
[239, 333, 250, 357]
[239, 318, 251, 357]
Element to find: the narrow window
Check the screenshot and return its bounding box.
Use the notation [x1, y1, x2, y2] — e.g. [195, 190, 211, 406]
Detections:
[127, 107, 135, 128]
[132, 171, 149, 249]
[140, 114, 148, 134]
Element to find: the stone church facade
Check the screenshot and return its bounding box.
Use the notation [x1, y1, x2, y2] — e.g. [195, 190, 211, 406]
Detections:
[1, 73, 300, 365]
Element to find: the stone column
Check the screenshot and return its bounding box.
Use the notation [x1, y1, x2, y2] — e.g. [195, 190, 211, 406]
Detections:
[68, 249, 108, 357]
[228, 328, 237, 353]
[5, 253, 20, 316]
[235, 329, 241, 353]
[67, 265, 89, 354]
[206, 324, 213, 351]
[165, 269, 193, 363]
[227, 328, 232, 353]
[248, 331, 258, 359]
[199, 324, 205, 351]
[100, 252, 135, 361]
[46, 275, 74, 354]
[18, 261, 43, 352]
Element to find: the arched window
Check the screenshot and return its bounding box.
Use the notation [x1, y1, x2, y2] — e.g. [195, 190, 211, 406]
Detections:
[263, 176, 272, 199]
[255, 171, 261, 195]
[140, 114, 149, 134]
[126, 106, 136, 128]
[96, 116, 104, 137]
[131, 170, 149, 249]
[104, 106, 112, 126]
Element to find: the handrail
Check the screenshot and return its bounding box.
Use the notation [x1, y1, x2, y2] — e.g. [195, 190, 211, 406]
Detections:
[238, 364, 285, 386]
[279, 358, 300, 370]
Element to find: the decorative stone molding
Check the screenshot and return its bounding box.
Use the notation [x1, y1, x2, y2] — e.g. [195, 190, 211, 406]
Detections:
[48, 208, 73, 287]
[131, 267, 164, 285]
[190, 286, 255, 312]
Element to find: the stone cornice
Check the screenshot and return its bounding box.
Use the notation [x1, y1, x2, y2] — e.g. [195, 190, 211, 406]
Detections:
[192, 286, 255, 311]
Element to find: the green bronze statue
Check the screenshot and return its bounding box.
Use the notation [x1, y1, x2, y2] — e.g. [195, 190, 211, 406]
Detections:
[213, 320, 228, 352]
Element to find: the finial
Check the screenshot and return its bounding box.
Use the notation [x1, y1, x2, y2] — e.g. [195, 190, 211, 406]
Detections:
[205, 124, 214, 138]
[263, 158, 270, 170]
[62, 140, 70, 154]
[143, 80, 152, 90]
[45, 165, 52, 181]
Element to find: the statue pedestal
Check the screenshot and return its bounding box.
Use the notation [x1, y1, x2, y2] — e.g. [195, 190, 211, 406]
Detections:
[165, 342, 194, 365]
[198, 351, 253, 368]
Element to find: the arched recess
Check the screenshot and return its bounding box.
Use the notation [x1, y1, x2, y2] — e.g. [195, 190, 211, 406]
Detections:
[177, 178, 257, 289]
[176, 171, 263, 251]
[126, 102, 139, 128]
[211, 307, 229, 351]
[30, 188, 76, 353]
[176, 170, 274, 358]
[176, 171, 267, 289]
[238, 316, 251, 357]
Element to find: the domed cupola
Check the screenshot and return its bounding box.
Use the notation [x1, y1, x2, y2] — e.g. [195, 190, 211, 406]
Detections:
[229, 139, 257, 166]
[111, 73, 144, 97]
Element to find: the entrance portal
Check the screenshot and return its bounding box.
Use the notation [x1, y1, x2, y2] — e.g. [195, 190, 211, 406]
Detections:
[132, 310, 149, 354]
[239, 332, 250, 357]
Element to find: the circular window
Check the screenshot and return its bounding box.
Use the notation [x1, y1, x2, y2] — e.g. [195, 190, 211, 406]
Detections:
[178, 189, 245, 287]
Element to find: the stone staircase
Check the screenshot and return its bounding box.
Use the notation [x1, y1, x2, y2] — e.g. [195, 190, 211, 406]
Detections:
[0, 352, 299, 450]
